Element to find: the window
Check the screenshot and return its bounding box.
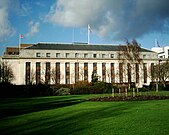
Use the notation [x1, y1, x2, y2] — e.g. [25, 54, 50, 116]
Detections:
[102, 63, 106, 82]
[84, 63, 88, 81]
[143, 63, 147, 83]
[136, 63, 139, 83]
[111, 63, 115, 83]
[75, 53, 79, 58]
[36, 53, 40, 57]
[93, 54, 97, 58]
[127, 63, 131, 83]
[46, 53, 50, 57]
[56, 62, 60, 84]
[66, 53, 70, 58]
[119, 63, 123, 83]
[36, 62, 41, 84]
[65, 62, 70, 84]
[151, 63, 155, 82]
[93, 63, 97, 74]
[102, 54, 105, 58]
[84, 53, 88, 58]
[45, 62, 51, 84]
[75, 63, 79, 83]
[56, 53, 60, 58]
[25, 62, 31, 85]
[143, 54, 146, 59]
[111, 54, 114, 58]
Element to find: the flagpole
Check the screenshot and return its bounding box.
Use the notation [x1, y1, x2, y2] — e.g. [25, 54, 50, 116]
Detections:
[88, 24, 90, 45]
[72, 27, 75, 43]
[19, 34, 21, 54]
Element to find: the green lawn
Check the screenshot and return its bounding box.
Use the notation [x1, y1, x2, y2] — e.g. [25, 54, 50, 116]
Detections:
[0, 93, 169, 135]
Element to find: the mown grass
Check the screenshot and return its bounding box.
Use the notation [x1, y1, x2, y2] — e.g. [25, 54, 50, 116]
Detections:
[0, 92, 169, 135]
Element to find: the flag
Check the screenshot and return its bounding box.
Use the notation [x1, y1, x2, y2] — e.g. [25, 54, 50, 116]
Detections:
[88, 24, 92, 32]
[20, 34, 23, 39]
[88, 24, 92, 45]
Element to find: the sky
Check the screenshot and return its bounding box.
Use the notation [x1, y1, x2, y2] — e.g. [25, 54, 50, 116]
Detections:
[0, 0, 169, 56]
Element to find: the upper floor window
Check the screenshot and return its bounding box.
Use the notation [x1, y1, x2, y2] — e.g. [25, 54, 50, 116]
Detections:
[93, 54, 97, 58]
[143, 54, 146, 59]
[36, 53, 40, 57]
[102, 54, 105, 58]
[75, 53, 79, 58]
[46, 53, 50, 57]
[84, 53, 88, 58]
[56, 53, 60, 58]
[66, 53, 70, 58]
[111, 54, 114, 58]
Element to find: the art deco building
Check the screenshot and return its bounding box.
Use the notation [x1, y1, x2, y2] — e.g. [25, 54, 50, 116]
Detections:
[1, 43, 158, 87]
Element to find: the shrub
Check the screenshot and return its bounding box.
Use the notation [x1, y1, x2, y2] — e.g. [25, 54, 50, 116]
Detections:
[54, 87, 70, 96]
[138, 87, 149, 92]
[70, 81, 112, 94]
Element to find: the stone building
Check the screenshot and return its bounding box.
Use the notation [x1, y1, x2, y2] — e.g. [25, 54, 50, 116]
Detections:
[1, 43, 158, 87]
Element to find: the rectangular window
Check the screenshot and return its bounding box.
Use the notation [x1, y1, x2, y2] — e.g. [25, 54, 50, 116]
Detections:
[102, 63, 106, 82]
[111, 63, 115, 83]
[84, 53, 88, 58]
[143, 54, 146, 59]
[36, 62, 41, 84]
[25, 62, 31, 85]
[136, 63, 139, 83]
[151, 63, 155, 82]
[36, 53, 40, 57]
[56, 53, 60, 58]
[93, 63, 97, 74]
[93, 54, 97, 58]
[143, 63, 147, 83]
[127, 63, 131, 84]
[119, 63, 123, 83]
[111, 54, 114, 58]
[84, 63, 88, 81]
[75, 62, 79, 83]
[75, 53, 79, 58]
[45, 62, 51, 84]
[65, 62, 70, 84]
[102, 54, 105, 58]
[55, 62, 60, 84]
[46, 53, 50, 57]
[66, 53, 70, 58]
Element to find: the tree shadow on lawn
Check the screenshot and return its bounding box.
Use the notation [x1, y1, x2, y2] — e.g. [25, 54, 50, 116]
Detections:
[15, 102, 138, 135]
[0, 97, 84, 119]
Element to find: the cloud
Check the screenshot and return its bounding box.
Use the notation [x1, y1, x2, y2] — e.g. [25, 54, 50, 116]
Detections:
[10, 0, 32, 16]
[0, 0, 15, 42]
[46, 0, 169, 40]
[26, 21, 40, 37]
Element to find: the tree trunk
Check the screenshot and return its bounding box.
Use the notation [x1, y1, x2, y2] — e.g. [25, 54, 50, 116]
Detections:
[133, 88, 135, 97]
[112, 87, 115, 97]
[125, 87, 128, 97]
[156, 83, 158, 92]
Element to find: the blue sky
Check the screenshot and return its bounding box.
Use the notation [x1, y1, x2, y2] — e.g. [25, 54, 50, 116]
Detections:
[0, 0, 169, 56]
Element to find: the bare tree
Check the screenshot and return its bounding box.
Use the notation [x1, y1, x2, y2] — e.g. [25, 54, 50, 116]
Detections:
[0, 61, 15, 83]
[152, 60, 169, 90]
[106, 68, 111, 83]
[159, 60, 169, 87]
[117, 40, 143, 95]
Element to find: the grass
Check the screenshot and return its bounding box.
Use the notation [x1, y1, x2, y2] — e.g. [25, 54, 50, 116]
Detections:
[0, 92, 169, 135]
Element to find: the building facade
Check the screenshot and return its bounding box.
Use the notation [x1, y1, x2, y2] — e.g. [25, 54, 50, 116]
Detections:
[151, 46, 169, 59]
[1, 43, 158, 87]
